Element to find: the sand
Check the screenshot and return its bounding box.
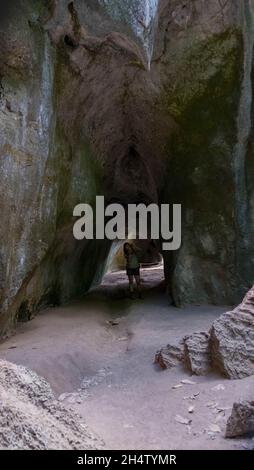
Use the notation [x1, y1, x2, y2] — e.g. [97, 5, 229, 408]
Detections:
[0, 267, 253, 450]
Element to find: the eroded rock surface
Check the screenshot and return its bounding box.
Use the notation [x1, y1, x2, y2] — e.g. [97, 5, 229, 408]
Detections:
[183, 332, 211, 376]
[226, 400, 254, 438]
[156, 286, 254, 379]
[154, 342, 184, 369]
[1, 1, 254, 335]
[211, 286, 254, 379]
[155, 331, 210, 375]
[0, 359, 102, 450]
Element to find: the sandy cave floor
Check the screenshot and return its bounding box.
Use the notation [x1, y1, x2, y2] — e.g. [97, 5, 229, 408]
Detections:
[0, 266, 254, 450]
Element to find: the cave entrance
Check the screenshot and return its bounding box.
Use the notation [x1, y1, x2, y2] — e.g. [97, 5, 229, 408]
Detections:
[90, 238, 165, 300]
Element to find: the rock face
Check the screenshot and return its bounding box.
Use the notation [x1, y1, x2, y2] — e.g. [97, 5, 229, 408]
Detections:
[159, 0, 246, 307]
[156, 286, 254, 379]
[0, 359, 102, 450]
[155, 332, 211, 375]
[154, 342, 184, 370]
[210, 286, 254, 379]
[183, 332, 211, 376]
[1, 1, 254, 335]
[226, 400, 254, 438]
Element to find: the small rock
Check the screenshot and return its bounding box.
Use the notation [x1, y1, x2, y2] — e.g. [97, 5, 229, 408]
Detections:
[181, 379, 196, 385]
[188, 406, 195, 413]
[211, 384, 225, 391]
[241, 443, 251, 450]
[183, 392, 200, 400]
[154, 342, 184, 369]
[209, 424, 222, 433]
[107, 320, 119, 326]
[172, 384, 183, 389]
[175, 414, 192, 425]
[206, 401, 218, 408]
[216, 406, 231, 412]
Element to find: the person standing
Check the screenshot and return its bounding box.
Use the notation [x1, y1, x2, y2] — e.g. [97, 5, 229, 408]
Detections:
[123, 242, 142, 299]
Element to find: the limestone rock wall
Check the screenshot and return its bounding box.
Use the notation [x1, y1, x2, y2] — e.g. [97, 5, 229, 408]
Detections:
[155, 0, 252, 305]
[0, 2, 107, 335]
[1, 1, 254, 335]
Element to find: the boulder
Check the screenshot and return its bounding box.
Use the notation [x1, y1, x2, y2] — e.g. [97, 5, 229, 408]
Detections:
[154, 342, 184, 370]
[226, 400, 254, 438]
[0, 359, 102, 450]
[210, 286, 254, 379]
[183, 331, 211, 375]
[156, 286, 254, 379]
[155, 331, 211, 375]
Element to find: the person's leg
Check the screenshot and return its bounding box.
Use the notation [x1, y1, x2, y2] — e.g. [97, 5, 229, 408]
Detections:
[128, 275, 134, 297]
[134, 274, 142, 298]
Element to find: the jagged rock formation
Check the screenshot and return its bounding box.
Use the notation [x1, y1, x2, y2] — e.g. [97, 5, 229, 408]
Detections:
[156, 285, 254, 379]
[226, 400, 254, 438]
[183, 332, 211, 376]
[210, 285, 254, 379]
[1, 1, 254, 335]
[0, 359, 102, 450]
[155, 331, 211, 375]
[154, 341, 184, 369]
